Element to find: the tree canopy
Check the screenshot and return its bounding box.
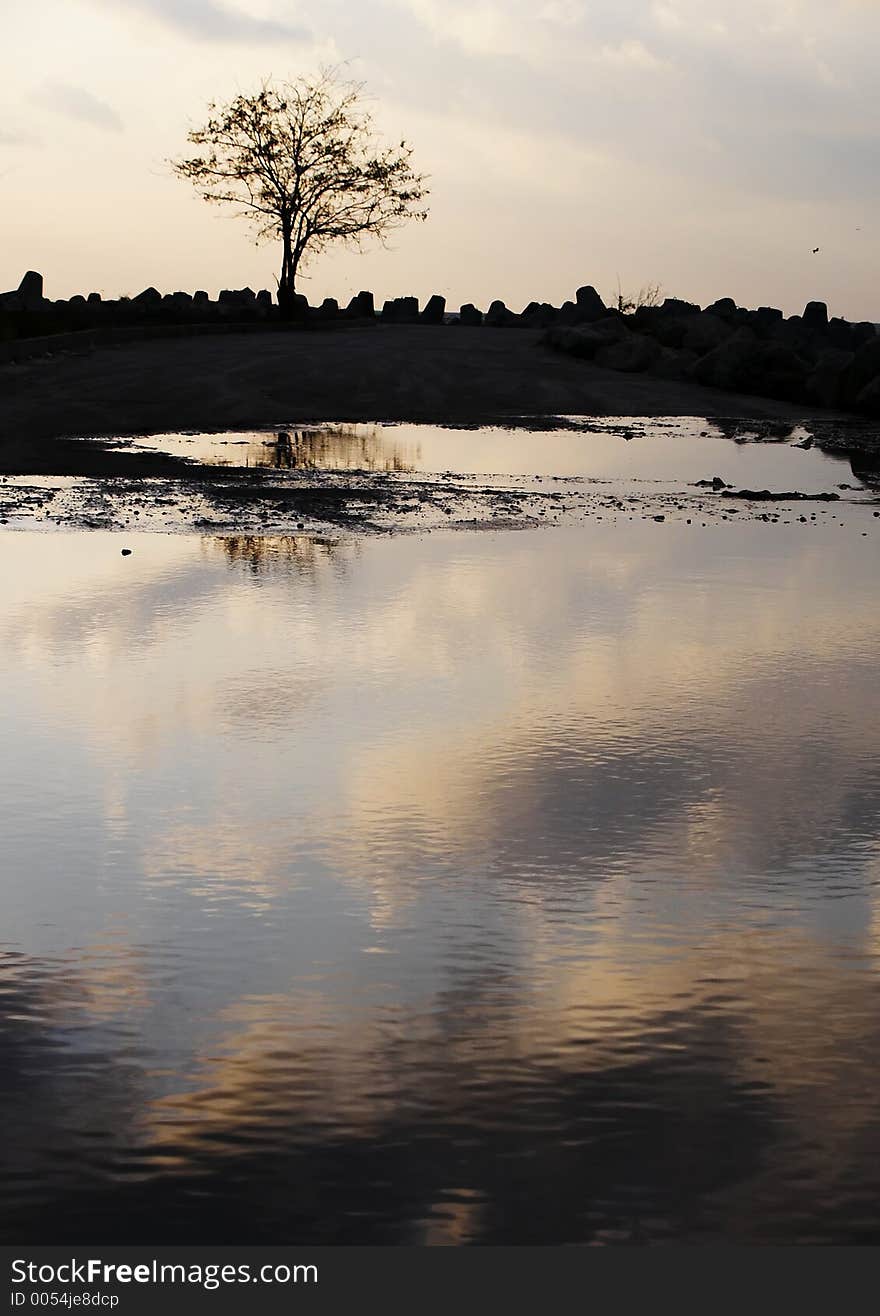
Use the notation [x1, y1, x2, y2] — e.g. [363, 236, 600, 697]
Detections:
[172, 70, 429, 314]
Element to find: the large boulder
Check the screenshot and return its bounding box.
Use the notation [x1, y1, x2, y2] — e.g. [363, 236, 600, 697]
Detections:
[654, 347, 699, 379]
[704, 297, 738, 321]
[841, 337, 880, 408]
[382, 296, 419, 323]
[806, 349, 854, 409]
[18, 270, 44, 309]
[485, 299, 517, 327]
[346, 290, 375, 318]
[134, 286, 162, 305]
[544, 316, 629, 359]
[596, 334, 660, 373]
[692, 327, 759, 391]
[521, 301, 558, 326]
[457, 303, 483, 326]
[802, 300, 829, 331]
[316, 297, 339, 320]
[575, 284, 606, 322]
[219, 287, 256, 304]
[681, 313, 731, 355]
[420, 293, 446, 324]
[658, 297, 701, 318]
[256, 289, 273, 307]
[856, 375, 880, 417]
[751, 343, 811, 402]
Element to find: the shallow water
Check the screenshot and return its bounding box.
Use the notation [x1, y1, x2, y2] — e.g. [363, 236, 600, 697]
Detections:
[2, 519, 880, 1244]
[121, 417, 861, 492]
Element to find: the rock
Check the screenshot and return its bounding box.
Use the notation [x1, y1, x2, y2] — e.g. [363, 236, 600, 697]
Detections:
[841, 337, 880, 408]
[17, 271, 44, 309]
[682, 313, 730, 355]
[692, 327, 758, 391]
[658, 297, 701, 318]
[485, 299, 517, 327]
[458, 303, 483, 326]
[521, 301, 558, 326]
[806, 349, 854, 409]
[87, 292, 102, 304]
[752, 343, 811, 402]
[802, 300, 828, 330]
[653, 347, 698, 379]
[544, 317, 629, 359]
[852, 322, 878, 349]
[68, 294, 86, 307]
[134, 287, 161, 305]
[256, 289, 273, 306]
[856, 375, 880, 417]
[382, 296, 419, 323]
[317, 297, 339, 319]
[721, 489, 839, 502]
[704, 297, 738, 320]
[219, 287, 256, 304]
[556, 301, 581, 326]
[596, 334, 660, 373]
[346, 290, 375, 318]
[575, 285, 606, 322]
[193, 291, 209, 304]
[420, 293, 446, 324]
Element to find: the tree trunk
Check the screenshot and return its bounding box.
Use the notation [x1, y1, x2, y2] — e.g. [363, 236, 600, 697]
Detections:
[277, 226, 297, 321]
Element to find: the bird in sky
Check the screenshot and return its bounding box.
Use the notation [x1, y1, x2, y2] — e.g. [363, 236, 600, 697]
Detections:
[812, 247, 820, 254]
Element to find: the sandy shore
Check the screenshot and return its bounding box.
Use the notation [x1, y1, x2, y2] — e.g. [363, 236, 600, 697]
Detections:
[3, 325, 876, 476]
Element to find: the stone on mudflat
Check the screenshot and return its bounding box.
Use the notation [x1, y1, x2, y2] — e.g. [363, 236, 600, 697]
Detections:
[17, 271, 44, 308]
[658, 297, 700, 318]
[68, 294, 86, 307]
[317, 297, 339, 319]
[841, 337, 880, 408]
[802, 300, 828, 330]
[806, 349, 854, 409]
[420, 294, 446, 324]
[219, 287, 256, 304]
[458, 303, 482, 326]
[382, 296, 419, 323]
[193, 291, 209, 304]
[752, 343, 811, 402]
[87, 292, 102, 304]
[256, 289, 273, 306]
[596, 334, 660, 373]
[574, 285, 606, 322]
[856, 375, 880, 417]
[692, 327, 758, 391]
[134, 287, 161, 305]
[485, 299, 517, 327]
[682, 313, 730, 355]
[347, 290, 375, 318]
[704, 297, 738, 320]
[544, 317, 629, 359]
[556, 301, 581, 326]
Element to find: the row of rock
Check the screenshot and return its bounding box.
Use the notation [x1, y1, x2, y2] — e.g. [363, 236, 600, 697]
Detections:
[544, 295, 880, 417]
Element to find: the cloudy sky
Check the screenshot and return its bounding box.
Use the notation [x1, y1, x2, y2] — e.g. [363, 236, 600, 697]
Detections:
[1, 0, 878, 317]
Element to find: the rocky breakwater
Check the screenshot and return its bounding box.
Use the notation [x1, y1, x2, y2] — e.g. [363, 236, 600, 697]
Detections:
[543, 290, 880, 418]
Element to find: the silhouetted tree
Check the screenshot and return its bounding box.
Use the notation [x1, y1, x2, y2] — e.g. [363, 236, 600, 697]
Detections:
[172, 70, 429, 318]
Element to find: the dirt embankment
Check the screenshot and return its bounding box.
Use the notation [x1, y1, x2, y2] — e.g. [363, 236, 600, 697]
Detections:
[3, 326, 876, 478]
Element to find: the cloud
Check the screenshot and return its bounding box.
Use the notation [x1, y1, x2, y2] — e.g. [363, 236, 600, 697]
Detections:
[99, 0, 311, 43]
[0, 128, 38, 147]
[34, 82, 123, 133]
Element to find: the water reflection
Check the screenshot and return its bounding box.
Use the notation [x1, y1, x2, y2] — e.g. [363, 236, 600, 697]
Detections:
[2, 524, 880, 1243]
[137, 425, 420, 473]
[126, 418, 867, 494]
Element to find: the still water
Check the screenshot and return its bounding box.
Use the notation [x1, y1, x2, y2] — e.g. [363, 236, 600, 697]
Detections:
[2, 519, 880, 1244]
